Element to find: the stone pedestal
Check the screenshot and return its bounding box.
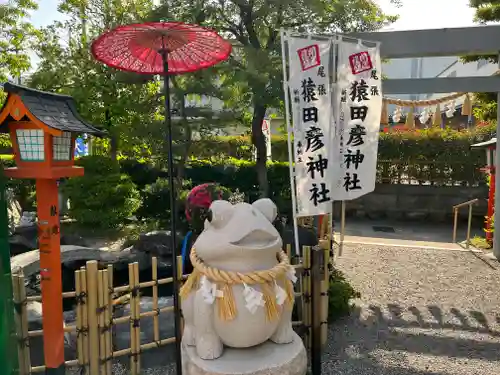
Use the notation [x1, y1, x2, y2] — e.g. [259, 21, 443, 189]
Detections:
[181, 332, 307, 375]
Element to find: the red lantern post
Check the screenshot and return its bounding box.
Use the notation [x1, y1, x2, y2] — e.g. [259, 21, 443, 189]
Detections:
[471, 137, 497, 243]
[0, 83, 103, 374]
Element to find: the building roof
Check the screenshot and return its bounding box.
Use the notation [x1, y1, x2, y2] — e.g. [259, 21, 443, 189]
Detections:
[0, 82, 105, 135]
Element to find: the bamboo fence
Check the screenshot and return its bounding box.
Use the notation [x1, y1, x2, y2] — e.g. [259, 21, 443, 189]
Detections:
[11, 245, 329, 374]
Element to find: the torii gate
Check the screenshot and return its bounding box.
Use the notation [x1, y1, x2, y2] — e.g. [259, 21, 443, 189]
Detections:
[350, 25, 500, 259]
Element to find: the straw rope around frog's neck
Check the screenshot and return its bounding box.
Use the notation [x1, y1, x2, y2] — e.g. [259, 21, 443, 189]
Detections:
[180, 248, 295, 321]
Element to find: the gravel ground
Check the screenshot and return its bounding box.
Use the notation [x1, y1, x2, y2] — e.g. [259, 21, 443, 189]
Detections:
[323, 244, 500, 375]
[66, 243, 500, 374]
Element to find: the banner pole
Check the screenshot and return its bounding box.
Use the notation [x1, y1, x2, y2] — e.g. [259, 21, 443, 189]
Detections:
[280, 28, 301, 257]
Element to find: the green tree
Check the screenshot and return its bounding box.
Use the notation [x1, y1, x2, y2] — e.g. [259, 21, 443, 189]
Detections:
[29, 0, 161, 159]
[0, 0, 40, 103]
[462, 0, 500, 120]
[150, 0, 399, 196]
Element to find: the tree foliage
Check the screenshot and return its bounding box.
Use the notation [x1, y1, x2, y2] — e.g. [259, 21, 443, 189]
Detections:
[0, 0, 40, 103]
[28, 0, 162, 159]
[150, 0, 399, 196]
[463, 0, 500, 120]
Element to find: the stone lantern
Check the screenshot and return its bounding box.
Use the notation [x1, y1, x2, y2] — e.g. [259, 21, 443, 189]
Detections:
[0, 82, 103, 374]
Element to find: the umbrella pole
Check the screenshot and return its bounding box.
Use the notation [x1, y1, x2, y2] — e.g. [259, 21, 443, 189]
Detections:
[161, 48, 183, 375]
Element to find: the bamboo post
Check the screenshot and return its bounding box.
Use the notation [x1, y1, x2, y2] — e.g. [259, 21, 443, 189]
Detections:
[97, 270, 107, 375]
[106, 265, 113, 374]
[152, 257, 160, 345]
[79, 268, 89, 371]
[75, 270, 85, 371]
[177, 255, 183, 336]
[303, 246, 312, 349]
[85, 261, 100, 375]
[128, 262, 139, 375]
[133, 263, 141, 372]
[467, 204, 473, 249]
[453, 207, 458, 243]
[310, 245, 325, 375]
[339, 201, 346, 256]
[17, 271, 31, 374]
[321, 240, 330, 347]
[12, 272, 29, 375]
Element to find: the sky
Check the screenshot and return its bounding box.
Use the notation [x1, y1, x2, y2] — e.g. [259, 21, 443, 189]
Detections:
[24, 0, 478, 70]
[30, 0, 478, 30]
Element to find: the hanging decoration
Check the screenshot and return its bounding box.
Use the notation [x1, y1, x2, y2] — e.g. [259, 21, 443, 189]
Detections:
[381, 92, 474, 127]
[405, 106, 415, 128]
[445, 100, 456, 118]
[392, 106, 402, 123]
[461, 94, 472, 116]
[433, 103, 442, 127]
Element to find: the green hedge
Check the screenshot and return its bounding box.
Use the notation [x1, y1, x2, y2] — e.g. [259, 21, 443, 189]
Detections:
[189, 125, 495, 163]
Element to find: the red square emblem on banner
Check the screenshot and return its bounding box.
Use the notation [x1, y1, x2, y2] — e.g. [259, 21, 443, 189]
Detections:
[297, 44, 321, 71]
[349, 51, 372, 75]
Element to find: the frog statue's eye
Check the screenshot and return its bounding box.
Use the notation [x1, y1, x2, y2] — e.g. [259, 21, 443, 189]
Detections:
[252, 198, 277, 223]
[207, 200, 234, 228]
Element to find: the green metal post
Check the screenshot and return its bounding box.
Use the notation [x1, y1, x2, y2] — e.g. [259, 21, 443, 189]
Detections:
[0, 169, 19, 375]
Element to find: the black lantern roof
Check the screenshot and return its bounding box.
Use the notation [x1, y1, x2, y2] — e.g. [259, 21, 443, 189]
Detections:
[0, 82, 105, 136]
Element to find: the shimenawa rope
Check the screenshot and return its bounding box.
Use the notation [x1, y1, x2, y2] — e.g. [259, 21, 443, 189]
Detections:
[180, 248, 295, 321]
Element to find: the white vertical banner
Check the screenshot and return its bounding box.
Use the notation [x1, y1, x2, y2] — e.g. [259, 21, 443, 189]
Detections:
[332, 40, 382, 200]
[288, 37, 333, 216]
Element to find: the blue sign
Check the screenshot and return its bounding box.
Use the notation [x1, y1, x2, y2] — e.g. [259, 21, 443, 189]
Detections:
[74, 134, 89, 157]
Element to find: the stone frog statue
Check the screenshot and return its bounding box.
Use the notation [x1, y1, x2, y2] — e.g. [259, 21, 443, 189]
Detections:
[180, 198, 297, 360]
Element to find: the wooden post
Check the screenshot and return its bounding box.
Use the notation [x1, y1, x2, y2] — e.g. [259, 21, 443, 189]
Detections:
[467, 204, 473, 249]
[0, 170, 18, 375]
[12, 272, 29, 375]
[35, 178, 65, 374]
[453, 207, 458, 243]
[75, 270, 84, 371]
[129, 262, 140, 375]
[85, 261, 100, 375]
[152, 257, 160, 344]
[106, 265, 113, 375]
[310, 245, 325, 375]
[79, 268, 89, 372]
[98, 270, 107, 375]
[303, 246, 311, 349]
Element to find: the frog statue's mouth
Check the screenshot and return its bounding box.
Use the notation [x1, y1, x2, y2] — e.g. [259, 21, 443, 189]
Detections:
[230, 229, 280, 249]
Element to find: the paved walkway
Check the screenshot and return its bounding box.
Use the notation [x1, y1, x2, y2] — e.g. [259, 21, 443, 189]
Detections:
[339, 218, 483, 244]
[324, 243, 500, 375]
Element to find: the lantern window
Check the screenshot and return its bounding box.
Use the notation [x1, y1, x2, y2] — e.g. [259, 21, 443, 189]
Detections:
[53, 132, 72, 161]
[16, 129, 45, 161]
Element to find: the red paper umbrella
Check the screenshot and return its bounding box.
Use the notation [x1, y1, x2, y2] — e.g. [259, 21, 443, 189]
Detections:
[91, 21, 232, 75]
[91, 22, 231, 375]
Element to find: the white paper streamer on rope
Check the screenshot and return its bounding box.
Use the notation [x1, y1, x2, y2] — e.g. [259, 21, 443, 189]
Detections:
[200, 275, 223, 304]
[243, 283, 265, 314]
[274, 282, 287, 306]
[287, 267, 298, 284]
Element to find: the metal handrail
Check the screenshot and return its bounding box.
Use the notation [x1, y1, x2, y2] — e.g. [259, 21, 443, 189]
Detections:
[452, 198, 479, 248]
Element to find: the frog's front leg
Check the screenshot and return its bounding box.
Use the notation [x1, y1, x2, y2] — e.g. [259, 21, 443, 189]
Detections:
[270, 304, 294, 344]
[181, 292, 196, 346]
[194, 288, 223, 359]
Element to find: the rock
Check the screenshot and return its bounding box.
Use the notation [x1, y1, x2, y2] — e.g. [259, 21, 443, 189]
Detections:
[12, 246, 175, 310]
[133, 230, 182, 259]
[8, 224, 91, 256]
[25, 301, 76, 367]
[181, 332, 307, 375]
